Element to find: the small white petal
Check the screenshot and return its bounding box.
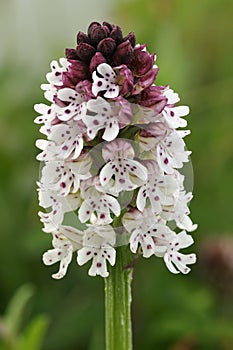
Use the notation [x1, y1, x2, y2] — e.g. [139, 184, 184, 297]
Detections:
[92, 63, 119, 98]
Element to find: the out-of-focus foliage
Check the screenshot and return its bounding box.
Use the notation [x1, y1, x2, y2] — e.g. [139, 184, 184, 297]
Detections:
[0, 284, 49, 350]
[0, 0, 233, 349]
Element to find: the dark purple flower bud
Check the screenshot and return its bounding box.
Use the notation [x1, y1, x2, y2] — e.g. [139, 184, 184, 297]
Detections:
[115, 64, 134, 96]
[132, 67, 158, 95]
[62, 72, 75, 88]
[65, 48, 79, 60]
[76, 31, 91, 45]
[90, 52, 106, 73]
[102, 21, 113, 32]
[97, 38, 116, 56]
[65, 59, 90, 84]
[87, 22, 101, 36]
[112, 40, 133, 66]
[123, 32, 136, 47]
[139, 86, 167, 114]
[133, 45, 154, 76]
[89, 26, 109, 46]
[76, 43, 96, 62]
[110, 26, 123, 43]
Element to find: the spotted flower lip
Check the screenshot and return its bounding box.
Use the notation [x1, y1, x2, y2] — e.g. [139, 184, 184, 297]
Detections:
[77, 224, 116, 277]
[92, 63, 120, 98]
[35, 21, 197, 279]
[99, 139, 147, 194]
[78, 177, 121, 225]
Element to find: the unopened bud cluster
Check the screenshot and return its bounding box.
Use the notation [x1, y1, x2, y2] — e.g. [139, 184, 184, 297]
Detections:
[34, 21, 197, 279]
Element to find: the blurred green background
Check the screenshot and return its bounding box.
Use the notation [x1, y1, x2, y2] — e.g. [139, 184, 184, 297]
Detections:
[0, 0, 233, 349]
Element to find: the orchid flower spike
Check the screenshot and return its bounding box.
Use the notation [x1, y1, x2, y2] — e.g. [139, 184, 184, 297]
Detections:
[35, 21, 197, 279]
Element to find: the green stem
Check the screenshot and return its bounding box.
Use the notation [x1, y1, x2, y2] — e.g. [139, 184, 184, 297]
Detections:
[104, 245, 133, 350]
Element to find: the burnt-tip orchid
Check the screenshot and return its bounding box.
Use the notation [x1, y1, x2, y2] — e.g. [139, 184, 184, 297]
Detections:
[35, 21, 197, 281]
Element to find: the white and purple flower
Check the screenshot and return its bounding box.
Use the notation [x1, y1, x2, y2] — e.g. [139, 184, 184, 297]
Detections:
[35, 21, 197, 279]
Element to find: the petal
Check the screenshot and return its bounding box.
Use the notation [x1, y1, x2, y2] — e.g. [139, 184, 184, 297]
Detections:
[43, 248, 61, 265]
[99, 163, 114, 186]
[105, 246, 116, 266]
[104, 194, 121, 217]
[129, 230, 140, 253]
[57, 88, 83, 103]
[88, 257, 109, 277]
[128, 160, 148, 181]
[78, 202, 92, 223]
[164, 254, 180, 274]
[77, 247, 94, 265]
[175, 231, 194, 249]
[52, 248, 73, 279]
[136, 186, 147, 212]
[92, 63, 119, 98]
[102, 121, 119, 141]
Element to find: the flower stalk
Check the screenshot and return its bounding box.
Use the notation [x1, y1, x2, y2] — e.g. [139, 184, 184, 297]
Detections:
[105, 245, 133, 350]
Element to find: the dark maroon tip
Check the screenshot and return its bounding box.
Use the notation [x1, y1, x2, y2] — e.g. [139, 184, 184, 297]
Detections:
[123, 32, 136, 47]
[76, 31, 91, 45]
[97, 37, 116, 56]
[65, 48, 79, 60]
[90, 52, 106, 72]
[76, 43, 96, 62]
[65, 59, 90, 84]
[110, 25, 123, 43]
[89, 26, 109, 46]
[133, 48, 154, 76]
[112, 40, 133, 66]
[87, 22, 101, 36]
[102, 21, 113, 32]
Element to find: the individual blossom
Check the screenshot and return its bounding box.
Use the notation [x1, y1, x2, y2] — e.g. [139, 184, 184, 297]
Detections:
[43, 224, 83, 279]
[41, 58, 70, 103]
[136, 160, 181, 213]
[161, 231, 196, 274]
[83, 97, 120, 141]
[99, 139, 147, 194]
[36, 121, 84, 161]
[161, 87, 190, 129]
[55, 87, 87, 122]
[92, 63, 119, 98]
[40, 153, 92, 197]
[78, 177, 121, 224]
[122, 208, 196, 273]
[161, 190, 198, 232]
[137, 124, 191, 174]
[83, 97, 132, 141]
[122, 208, 160, 258]
[37, 182, 81, 230]
[77, 224, 116, 277]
